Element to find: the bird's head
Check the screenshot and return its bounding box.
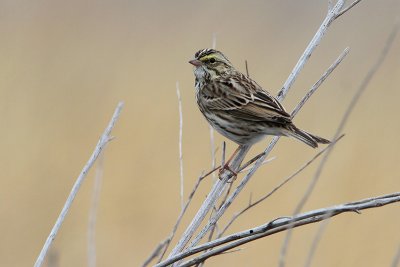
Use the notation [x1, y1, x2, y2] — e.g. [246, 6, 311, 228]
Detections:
[189, 49, 233, 80]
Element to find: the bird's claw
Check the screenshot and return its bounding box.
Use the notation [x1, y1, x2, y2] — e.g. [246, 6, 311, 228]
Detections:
[218, 165, 237, 182]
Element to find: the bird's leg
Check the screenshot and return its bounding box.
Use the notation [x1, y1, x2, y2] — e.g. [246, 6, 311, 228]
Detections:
[218, 145, 242, 180]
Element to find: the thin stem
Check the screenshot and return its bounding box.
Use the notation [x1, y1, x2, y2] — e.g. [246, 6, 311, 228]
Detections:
[143, 167, 217, 266]
[219, 135, 343, 237]
[277, 0, 346, 101]
[210, 34, 217, 180]
[303, 214, 332, 267]
[391, 244, 400, 267]
[245, 60, 250, 77]
[168, 145, 250, 258]
[335, 0, 363, 19]
[34, 102, 124, 267]
[87, 153, 104, 267]
[221, 141, 226, 166]
[165, 0, 358, 260]
[279, 22, 399, 267]
[189, 47, 348, 248]
[176, 82, 184, 209]
[156, 193, 400, 267]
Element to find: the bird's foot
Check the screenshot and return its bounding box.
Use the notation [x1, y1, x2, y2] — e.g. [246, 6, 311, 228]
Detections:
[218, 164, 237, 182]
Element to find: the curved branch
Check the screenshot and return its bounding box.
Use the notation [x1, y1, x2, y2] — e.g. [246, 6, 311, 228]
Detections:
[34, 102, 124, 267]
[189, 47, 349, 248]
[165, 0, 363, 261]
[156, 192, 400, 267]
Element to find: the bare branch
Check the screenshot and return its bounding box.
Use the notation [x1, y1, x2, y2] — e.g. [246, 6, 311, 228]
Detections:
[303, 214, 332, 267]
[328, 0, 333, 12]
[158, 171, 212, 264]
[201, 181, 233, 267]
[189, 47, 348, 248]
[279, 23, 399, 267]
[277, 0, 347, 101]
[239, 156, 275, 173]
[143, 83, 201, 266]
[167, 145, 250, 258]
[34, 102, 124, 267]
[291, 47, 349, 118]
[210, 34, 217, 181]
[166, 0, 359, 259]
[156, 192, 400, 267]
[221, 141, 226, 166]
[176, 82, 184, 209]
[245, 60, 250, 77]
[335, 0, 363, 19]
[88, 153, 104, 267]
[47, 249, 59, 267]
[209, 126, 216, 181]
[237, 152, 267, 173]
[219, 135, 343, 237]
[212, 33, 217, 50]
[152, 164, 236, 265]
[143, 167, 217, 266]
[391, 245, 400, 267]
[142, 240, 169, 267]
[333, 22, 398, 140]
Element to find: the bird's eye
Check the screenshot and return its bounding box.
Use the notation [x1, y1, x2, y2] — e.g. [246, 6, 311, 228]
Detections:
[209, 58, 216, 63]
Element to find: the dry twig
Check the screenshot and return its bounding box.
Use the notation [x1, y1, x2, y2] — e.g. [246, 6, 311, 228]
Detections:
[34, 102, 124, 267]
[142, 165, 224, 266]
[303, 213, 332, 267]
[209, 33, 218, 181]
[219, 135, 344, 237]
[165, 0, 363, 262]
[87, 153, 104, 267]
[176, 82, 184, 209]
[391, 245, 400, 267]
[189, 47, 349, 248]
[167, 145, 250, 258]
[156, 193, 400, 267]
[279, 20, 399, 267]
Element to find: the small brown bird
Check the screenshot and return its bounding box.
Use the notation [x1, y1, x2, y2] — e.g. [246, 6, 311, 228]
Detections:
[189, 48, 330, 149]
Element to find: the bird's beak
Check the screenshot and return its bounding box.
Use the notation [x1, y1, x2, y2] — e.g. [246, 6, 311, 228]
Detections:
[189, 59, 202, 66]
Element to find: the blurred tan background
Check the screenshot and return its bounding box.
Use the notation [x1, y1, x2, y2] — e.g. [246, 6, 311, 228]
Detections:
[1, 0, 400, 266]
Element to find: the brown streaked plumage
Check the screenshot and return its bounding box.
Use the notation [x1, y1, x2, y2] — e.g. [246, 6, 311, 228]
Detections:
[189, 48, 330, 148]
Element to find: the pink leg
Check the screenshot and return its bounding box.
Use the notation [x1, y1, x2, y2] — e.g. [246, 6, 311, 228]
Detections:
[218, 145, 242, 179]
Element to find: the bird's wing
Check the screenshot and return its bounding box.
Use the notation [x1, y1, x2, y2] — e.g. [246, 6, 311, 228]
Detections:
[200, 74, 291, 123]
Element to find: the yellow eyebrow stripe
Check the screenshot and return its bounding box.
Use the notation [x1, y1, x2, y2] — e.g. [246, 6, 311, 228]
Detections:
[200, 54, 217, 61]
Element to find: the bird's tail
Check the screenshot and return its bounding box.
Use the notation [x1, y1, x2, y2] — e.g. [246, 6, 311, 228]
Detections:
[285, 124, 330, 148]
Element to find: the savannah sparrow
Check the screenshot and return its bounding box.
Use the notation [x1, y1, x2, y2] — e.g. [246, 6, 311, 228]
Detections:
[189, 48, 330, 148]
